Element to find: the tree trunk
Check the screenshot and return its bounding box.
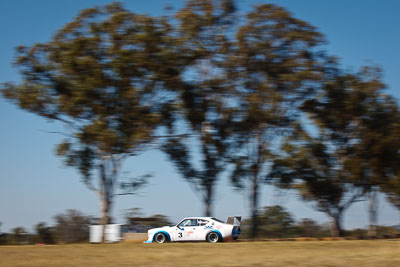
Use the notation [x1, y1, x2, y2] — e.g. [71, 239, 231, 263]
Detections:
[204, 184, 213, 217]
[368, 188, 378, 237]
[330, 214, 343, 237]
[99, 161, 113, 244]
[100, 195, 110, 243]
[250, 175, 259, 239]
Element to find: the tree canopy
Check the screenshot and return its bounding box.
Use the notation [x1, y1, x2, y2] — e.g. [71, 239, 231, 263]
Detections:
[1, 2, 179, 242]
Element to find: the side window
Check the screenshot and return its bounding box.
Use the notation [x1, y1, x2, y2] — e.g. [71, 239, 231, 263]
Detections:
[198, 219, 209, 226]
[178, 219, 198, 227]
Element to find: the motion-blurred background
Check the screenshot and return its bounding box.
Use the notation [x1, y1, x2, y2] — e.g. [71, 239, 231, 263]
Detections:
[0, 0, 399, 244]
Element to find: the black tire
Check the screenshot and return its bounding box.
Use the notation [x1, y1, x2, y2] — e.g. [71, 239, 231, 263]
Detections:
[206, 232, 220, 243]
[154, 233, 167, 243]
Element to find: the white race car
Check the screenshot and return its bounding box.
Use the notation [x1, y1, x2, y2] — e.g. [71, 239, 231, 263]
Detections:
[144, 216, 241, 243]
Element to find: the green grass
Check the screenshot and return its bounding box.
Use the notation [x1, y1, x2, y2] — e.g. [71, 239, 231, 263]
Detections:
[0, 240, 399, 266]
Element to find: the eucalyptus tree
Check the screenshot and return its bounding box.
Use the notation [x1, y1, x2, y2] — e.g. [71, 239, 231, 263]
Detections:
[162, 0, 238, 216]
[269, 123, 364, 237]
[270, 67, 400, 236]
[301, 67, 400, 236]
[1, 3, 180, 242]
[229, 4, 324, 238]
[350, 76, 399, 236]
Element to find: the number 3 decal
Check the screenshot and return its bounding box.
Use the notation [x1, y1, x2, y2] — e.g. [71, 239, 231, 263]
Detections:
[178, 232, 183, 238]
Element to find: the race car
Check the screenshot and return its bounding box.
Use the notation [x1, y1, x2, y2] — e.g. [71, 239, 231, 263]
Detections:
[144, 216, 241, 243]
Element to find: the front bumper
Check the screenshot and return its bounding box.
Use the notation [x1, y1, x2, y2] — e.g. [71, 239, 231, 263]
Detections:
[143, 232, 154, 243]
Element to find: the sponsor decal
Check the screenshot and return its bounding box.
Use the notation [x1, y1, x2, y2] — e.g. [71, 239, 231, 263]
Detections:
[185, 231, 194, 237]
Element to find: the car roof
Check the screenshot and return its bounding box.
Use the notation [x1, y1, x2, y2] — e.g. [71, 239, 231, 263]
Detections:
[182, 217, 224, 222]
[176, 217, 227, 225]
[184, 217, 213, 220]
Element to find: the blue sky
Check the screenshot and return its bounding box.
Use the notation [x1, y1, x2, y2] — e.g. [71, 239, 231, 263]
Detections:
[1, 0, 399, 233]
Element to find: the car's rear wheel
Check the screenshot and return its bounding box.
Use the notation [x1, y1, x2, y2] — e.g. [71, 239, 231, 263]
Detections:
[154, 233, 167, 243]
[206, 232, 220, 243]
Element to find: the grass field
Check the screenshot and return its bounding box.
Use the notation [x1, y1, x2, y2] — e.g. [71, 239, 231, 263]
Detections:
[0, 240, 399, 266]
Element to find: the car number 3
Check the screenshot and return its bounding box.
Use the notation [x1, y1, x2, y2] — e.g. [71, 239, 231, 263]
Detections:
[178, 232, 183, 238]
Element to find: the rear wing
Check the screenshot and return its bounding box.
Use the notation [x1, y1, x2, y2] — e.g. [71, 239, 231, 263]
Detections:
[226, 216, 241, 226]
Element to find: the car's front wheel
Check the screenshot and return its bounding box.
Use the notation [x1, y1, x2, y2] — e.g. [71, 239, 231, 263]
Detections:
[154, 233, 167, 243]
[206, 232, 220, 243]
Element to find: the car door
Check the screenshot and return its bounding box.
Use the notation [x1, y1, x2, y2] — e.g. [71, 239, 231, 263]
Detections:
[196, 219, 211, 240]
[174, 219, 199, 241]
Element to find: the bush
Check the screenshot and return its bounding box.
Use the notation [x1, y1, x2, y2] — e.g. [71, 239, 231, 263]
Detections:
[53, 209, 91, 243]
